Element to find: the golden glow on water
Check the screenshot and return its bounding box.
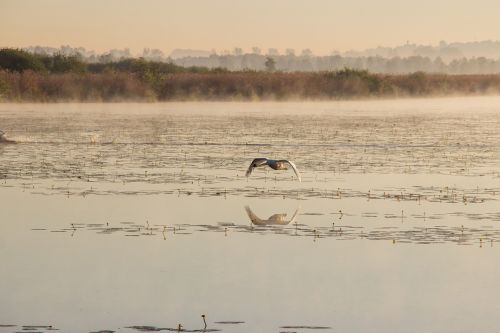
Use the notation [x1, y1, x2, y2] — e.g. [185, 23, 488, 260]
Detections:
[1, 99, 500, 332]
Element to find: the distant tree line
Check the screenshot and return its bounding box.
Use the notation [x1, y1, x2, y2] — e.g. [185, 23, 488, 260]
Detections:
[11, 45, 500, 74]
[174, 54, 500, 75]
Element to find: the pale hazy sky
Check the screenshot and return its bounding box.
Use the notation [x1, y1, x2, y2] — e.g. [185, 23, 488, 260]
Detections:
[1, 0, 500, 55]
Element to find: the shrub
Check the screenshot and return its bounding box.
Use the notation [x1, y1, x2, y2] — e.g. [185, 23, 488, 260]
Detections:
[39, 53, 87, 73]
[0, 48, 46, 72]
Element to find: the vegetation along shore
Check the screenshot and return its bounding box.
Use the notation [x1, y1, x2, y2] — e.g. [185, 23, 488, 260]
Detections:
[2, 48, 500, 102]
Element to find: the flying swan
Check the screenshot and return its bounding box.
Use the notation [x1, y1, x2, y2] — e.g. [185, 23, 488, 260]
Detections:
[245, 158, 301, 182]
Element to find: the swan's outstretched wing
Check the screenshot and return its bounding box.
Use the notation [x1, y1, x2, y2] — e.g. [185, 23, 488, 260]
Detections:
[283, 160, 301, 182]
[245, 206, 265, 225]
[245, 158, 268, 177]
[288, 207, 300, 224]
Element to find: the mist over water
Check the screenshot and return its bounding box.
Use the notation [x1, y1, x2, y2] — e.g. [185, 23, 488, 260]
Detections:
[1, 98, 500, 333]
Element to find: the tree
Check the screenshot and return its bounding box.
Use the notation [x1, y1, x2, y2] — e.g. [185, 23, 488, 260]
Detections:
[267, 48, 279, 56]
[40, 53, 87, 73]
[233, 48, 243, 56]
[264, 57, 276, 72]
[251, 47, 261, 55]
[300, 49, 313, 57]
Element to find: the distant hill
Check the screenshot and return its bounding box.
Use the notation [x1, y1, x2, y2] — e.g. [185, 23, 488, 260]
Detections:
[342, 40, 500, 61]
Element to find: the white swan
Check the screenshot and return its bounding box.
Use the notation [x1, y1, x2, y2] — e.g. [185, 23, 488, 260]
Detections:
[246, 158, 301, 181]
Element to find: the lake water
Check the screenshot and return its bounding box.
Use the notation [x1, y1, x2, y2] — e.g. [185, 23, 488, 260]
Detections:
[1, 98, 500, 333]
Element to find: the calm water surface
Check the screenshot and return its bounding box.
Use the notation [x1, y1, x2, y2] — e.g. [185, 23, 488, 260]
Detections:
[1, 98, 500, 333]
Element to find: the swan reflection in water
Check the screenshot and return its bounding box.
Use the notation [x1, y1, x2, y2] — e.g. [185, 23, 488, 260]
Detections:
[245, 205, 300, 226]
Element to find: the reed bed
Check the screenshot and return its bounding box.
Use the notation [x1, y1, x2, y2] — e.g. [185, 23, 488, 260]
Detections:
[3, 69, 500, 101]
